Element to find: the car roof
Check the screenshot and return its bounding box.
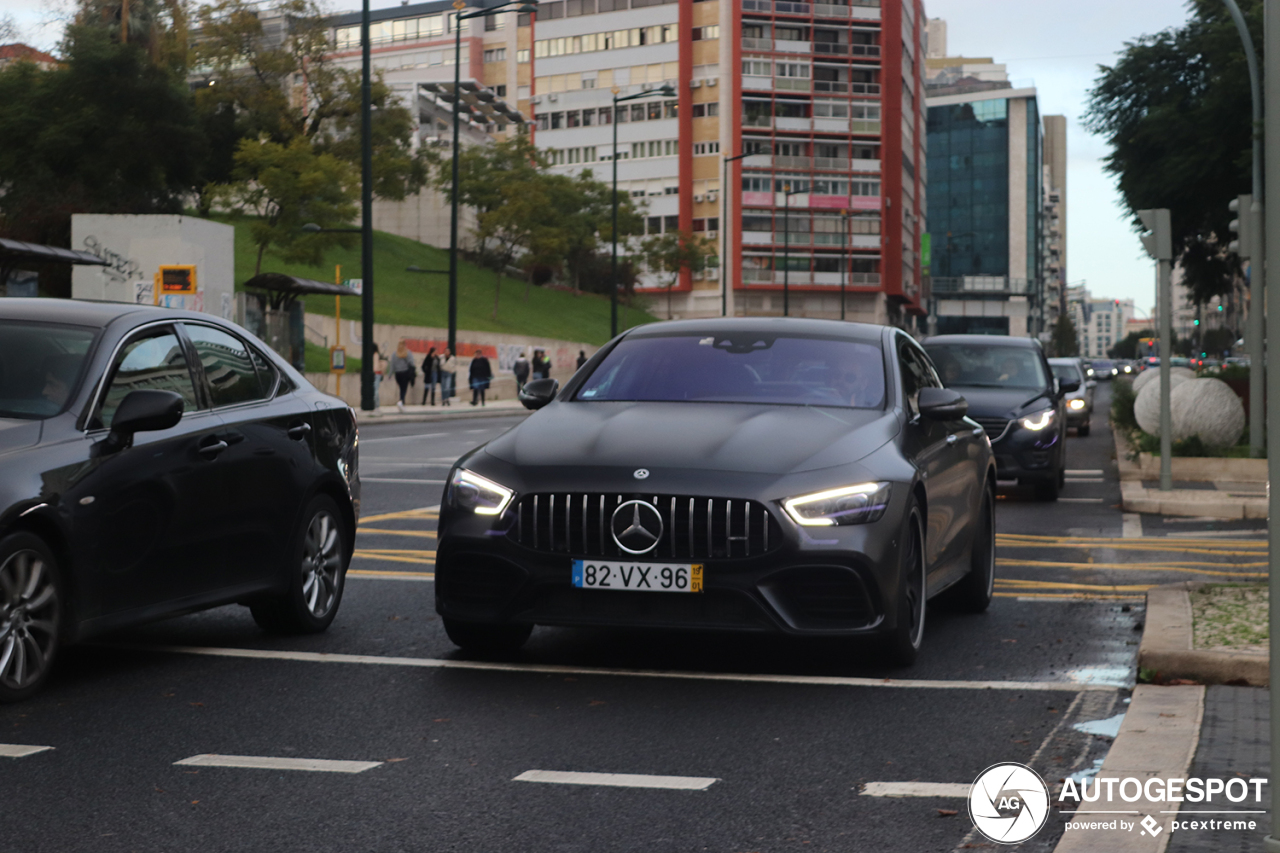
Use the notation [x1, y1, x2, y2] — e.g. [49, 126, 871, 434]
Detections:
[624, 316, 887, 344]
[1047, 357, 1083, 364]
[923, 334, 1042, 349]
[0, 297, 189, 327]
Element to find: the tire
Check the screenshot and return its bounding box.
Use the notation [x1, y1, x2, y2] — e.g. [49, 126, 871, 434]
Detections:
[951, 487, 995, 613]
[880, 505, 926, 667]
[1078, 421, 1091, 437]
[0, 533, 63, 704]
[250, 495, 349, 634]
[443, 619, 532, 654]
[1033, 473, 1060, 502]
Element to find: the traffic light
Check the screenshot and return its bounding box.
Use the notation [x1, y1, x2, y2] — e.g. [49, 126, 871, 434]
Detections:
[1229, 195, 1254, 258]
[1194, 319, 1200, 326]
[1138, 209, 1172, 260]
[1217, 304, 1224, 311]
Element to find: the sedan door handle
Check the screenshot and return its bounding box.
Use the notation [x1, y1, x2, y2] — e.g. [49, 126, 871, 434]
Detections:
[287, 422, 312, 440]
[198, 439, 229, 459]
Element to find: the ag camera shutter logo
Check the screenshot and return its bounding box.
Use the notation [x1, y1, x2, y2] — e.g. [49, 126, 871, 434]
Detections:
[969, 762, 1051, 844]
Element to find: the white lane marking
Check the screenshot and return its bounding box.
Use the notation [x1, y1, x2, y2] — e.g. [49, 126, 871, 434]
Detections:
[174, 754, 383, 773]
[514, 770, 718, 790]
[1122, 513, 1143, 538]
[1066, 470, 1105, 476]
[359, 478, 446, 484]
[1064, 477, 1106, 483]
[359, 433, 447, 444]
[860, 781, 970, 798]
[117, 644, 1114, 692]
[0, 744, 53, 758]
[347, 571, 435, 582]
[1059, 498, 1105, 503]
[1165, 529, 1267, 538]
[1164, 516, 1246, 523]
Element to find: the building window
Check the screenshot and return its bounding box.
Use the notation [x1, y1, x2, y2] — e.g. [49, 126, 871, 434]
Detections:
[691, 103, 719, 118]
[567, 110, 581, 127]
[692, 25, 720, 40]
[664, 100, 678, 119]
[693, 141, 720, 155]
[742, 59, 772, 76]
[516, 49, 529, 63]
[632, 142, 645, 159]
[495, 85, 507, 97]
[483, 48, 507, 62]
[550, 112, 563, 129]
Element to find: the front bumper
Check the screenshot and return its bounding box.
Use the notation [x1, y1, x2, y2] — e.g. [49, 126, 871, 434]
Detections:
[434, 501, 907, 637]
[990, 425, 1062, 481]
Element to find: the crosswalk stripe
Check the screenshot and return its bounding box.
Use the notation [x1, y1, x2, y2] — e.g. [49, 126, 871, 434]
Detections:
[860, 782, 970, 798]
[174, 754, 383, 773]
[0, 744, 53, 758]
[513, 770, 718, 790]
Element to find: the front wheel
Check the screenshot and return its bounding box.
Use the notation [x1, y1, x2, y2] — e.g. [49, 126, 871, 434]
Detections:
[250, 495, 349, 634]
[1078, 420, 1091, 437]
[880, 506, 926, 667]
[0, 533, 63, 704]
[444, 619, 532, 655]
[951, 487, 995, 613]
[1030, 473, 1060, 502]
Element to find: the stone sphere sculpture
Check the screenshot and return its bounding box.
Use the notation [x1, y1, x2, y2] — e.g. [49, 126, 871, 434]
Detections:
[1132, 365, 1195, 394]
[1170, 378, 1245, 448]
[1134, 373, 1190, 435]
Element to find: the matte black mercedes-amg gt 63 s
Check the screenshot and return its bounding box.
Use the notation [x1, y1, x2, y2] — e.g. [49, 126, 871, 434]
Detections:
[437, 319, 996, 665]
[0, 299, 359, 702]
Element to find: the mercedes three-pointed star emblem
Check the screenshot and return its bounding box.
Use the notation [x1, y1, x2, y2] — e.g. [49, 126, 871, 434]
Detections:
[610, 500, 664, 555]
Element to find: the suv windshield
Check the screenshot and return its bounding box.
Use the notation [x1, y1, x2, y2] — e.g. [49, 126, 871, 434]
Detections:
[575, 333, 886, 409]
[924, 343, 1049, 391]
[0, 320, 98, 419]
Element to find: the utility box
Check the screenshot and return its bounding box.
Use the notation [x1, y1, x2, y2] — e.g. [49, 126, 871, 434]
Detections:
[70, 215, 234, 319]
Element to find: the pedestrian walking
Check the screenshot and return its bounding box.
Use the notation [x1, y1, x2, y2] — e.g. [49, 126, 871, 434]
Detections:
[513, 349, 530, 393]
[421, 347, 440, 405]
[469, 351, 493, 406]
[390, 339, 416, 412]
[532, 349, 550, 380]
[441, 348, 458, 406]
[372, 343, 386, 406]
[576, 349, 588, 370]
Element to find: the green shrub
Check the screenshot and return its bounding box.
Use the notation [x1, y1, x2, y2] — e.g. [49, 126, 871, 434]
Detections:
[1111, 378, 1138, 434]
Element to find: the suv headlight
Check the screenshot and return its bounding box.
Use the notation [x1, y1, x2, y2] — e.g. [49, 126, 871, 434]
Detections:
[449, 468, 514, 515]
[782, 482, 891, 527]
[1068, 398, 1086, 410]
[1019, 410, 1055, 431]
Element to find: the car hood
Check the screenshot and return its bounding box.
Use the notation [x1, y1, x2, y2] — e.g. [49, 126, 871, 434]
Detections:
[0, 418, 41, 457]
[950, 386, 1051, 418]
[483, 401, 898, 475]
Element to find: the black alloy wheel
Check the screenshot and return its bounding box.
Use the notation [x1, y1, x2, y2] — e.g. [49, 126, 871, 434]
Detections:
[950, 486, 995, 613]
[0, 533, 62, 704]
[250, 495, 349, 634]
[881, 506, 926, 667]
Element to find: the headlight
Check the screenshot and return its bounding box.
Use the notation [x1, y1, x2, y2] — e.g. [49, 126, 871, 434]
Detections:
[782, 482, 891, 527]
[1068, 399, 1086, 410]
[449, 468, 514, 516]
[1019, 410, 1055, 431]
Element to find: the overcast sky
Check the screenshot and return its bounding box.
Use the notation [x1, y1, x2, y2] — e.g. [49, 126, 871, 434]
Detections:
[7, 0, 1200, 315]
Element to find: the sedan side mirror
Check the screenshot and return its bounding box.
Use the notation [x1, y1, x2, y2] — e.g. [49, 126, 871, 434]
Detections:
[102, 390, 185, 453]
[518, 378, 560, 410]
[1059, 380, 1081, 394]
[918, 386, 968, 420]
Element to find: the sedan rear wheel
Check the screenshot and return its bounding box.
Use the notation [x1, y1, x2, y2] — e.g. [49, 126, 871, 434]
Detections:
[250, 495, 348, 634]
[0, 533, 62, 703]
[951, 486, 995, 613]
[881, 507, 926, 667]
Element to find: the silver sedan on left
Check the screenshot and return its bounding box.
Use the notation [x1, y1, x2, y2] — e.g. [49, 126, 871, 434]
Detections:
[1049, 357, 1095, 436]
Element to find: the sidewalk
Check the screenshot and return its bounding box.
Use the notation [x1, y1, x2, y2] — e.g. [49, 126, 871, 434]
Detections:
[355, 397, 532, 425]
[1114, 429, 1268, 519]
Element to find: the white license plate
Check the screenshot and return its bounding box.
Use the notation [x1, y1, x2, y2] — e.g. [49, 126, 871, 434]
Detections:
[571, 560, 703, 593]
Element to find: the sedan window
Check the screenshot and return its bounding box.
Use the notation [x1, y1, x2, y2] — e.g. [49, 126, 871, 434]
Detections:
[184, 324, 269, 408]
[575, 334, 885, 409]
[93, 327, 200, 429]
[0, 321, 97, 419]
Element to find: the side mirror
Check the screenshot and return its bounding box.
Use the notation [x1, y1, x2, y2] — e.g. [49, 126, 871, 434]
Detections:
[1059, 380, 1081, 394]
[103, 390, 184, 452]
[518, 377, 560, 410]
[1086, 380, 1097, 389]
[918, 386, 968, 420]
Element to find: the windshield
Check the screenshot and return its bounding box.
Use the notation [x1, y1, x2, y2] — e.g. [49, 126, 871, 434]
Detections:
[0, 320, 98, 419]
[1050, 362, 1083, 383]
[924, 343, 1050, 391]
[575, 334, 886, 409]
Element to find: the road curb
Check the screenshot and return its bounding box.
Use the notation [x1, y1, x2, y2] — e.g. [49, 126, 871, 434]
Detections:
[1137, 582, 1269, 686]
[355, 405, 532, 425]
[1052, 684, 1205, 853]
[1113, 428, 1267, 519]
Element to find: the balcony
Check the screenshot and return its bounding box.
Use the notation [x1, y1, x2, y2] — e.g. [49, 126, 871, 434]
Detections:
[741, 270, 882, 285]
[744, 0, 880, 16]
[931, 276, 1032, 295]
[740, 38, 813, 53]
[813, 80, 881, 95]
[813, 43, 881, 58]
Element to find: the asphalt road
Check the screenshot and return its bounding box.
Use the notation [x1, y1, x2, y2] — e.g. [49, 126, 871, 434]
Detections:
[1, 385, 1265, 852]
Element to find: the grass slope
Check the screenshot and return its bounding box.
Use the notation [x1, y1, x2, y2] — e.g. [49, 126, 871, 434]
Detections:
[226, 219, 657, 346]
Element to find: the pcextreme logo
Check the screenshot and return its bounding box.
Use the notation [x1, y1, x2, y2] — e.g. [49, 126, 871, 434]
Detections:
[969, 763, 1051, 844]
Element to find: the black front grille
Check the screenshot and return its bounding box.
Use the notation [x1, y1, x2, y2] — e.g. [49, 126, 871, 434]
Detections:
[973, 417, 1011, 441]
[509, 493, 783, 560]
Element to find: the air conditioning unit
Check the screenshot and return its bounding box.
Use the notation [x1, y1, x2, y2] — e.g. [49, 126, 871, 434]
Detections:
[690, 79, 702, 88]
[705, 268, 720, 280]
[693, 193, 705, 203]
[547, 93, 558, 101]
[530, 97, 542, 105]
[705, 230, 719, 239]
[706, 190, 718, 202]
[706, 78, 718, 87]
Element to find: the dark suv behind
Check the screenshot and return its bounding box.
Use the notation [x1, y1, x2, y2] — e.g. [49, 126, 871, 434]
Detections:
[923, 335, 1074, 501]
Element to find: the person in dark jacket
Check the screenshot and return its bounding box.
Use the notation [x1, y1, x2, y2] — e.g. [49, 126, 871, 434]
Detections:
[421, 347, 440, 405]
[576, 350, 588, 370]
[532, 349, 550, 380]
[512, 350, 530, 393]
[469, 352, 493, 406]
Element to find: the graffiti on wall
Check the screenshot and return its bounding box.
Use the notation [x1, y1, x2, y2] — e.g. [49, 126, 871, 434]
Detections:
[81, 235, 143, 289]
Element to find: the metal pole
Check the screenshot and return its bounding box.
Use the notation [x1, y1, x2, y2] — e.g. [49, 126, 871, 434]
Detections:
[447, 1, 463, 356]
[359, 0, 375, 411]
[841, 209, 848, 321]
[1262, 0, 1280, 847]
[783, 191, 790, 317]
[722, 156, 729, 317]
[1159, 255, 1173, 491]
[611, 93, 619, 338]
[1224, 0, 1267, 457]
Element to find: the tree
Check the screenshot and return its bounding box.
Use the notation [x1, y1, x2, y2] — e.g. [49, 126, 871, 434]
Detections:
[0, 13, 22, 43]
[1049, 314, 1080, 358]
[1084, 0, 1259, 305]
[1110, 329, 1155, 360]
[640, 230, 715, 319]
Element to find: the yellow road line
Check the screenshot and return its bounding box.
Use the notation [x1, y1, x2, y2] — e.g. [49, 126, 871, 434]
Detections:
[359, 509, 440, 524]
[349, 569, 436, 579]
[995, 591, 1143, 601]
[352, 551, 437, 565]
[357, 528, 438, 538]
[995, 579, 1154, 592]
[996, 559, 1267, 578]
[998, 534, 1265, 549]
[998, 541, 1267, 558]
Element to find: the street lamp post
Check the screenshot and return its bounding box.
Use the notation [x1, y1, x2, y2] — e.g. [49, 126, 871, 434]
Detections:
[721, 151, 751, 317]
[448, 0, 538, 356]
[359, 0, 374, 410]
[610, 84, 675, 338]
[780, 184, 805, 317]
[840, 208, 850, 321]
